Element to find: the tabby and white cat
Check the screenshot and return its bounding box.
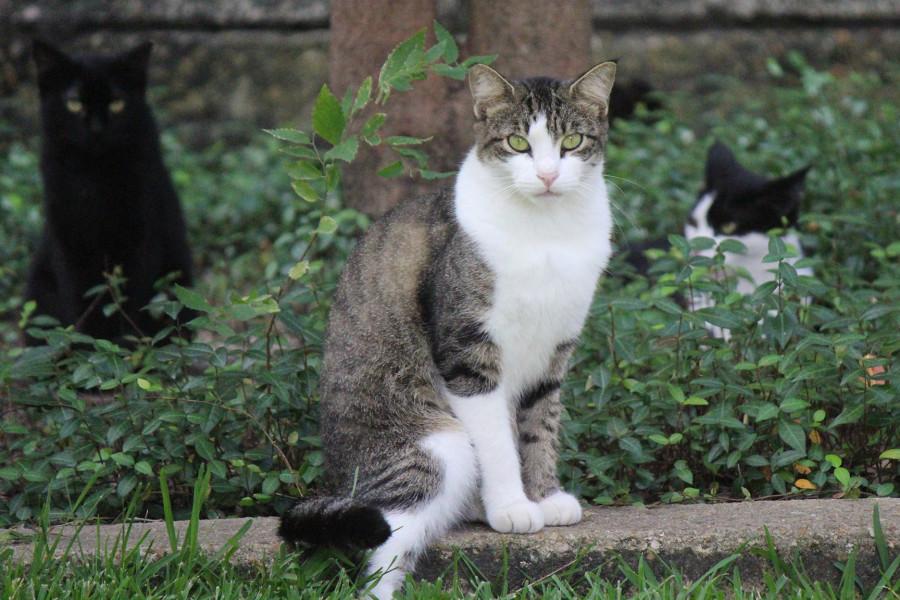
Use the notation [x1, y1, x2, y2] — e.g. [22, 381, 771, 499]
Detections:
[280, 62, 617, 598]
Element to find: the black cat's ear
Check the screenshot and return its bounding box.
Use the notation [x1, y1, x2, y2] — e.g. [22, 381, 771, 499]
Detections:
[569, 62, 617, 119]
[765, 164, 810, 211]
[112, 42, 153, 91]
[33, 39, 74, 89]
[704, 141, 739, 188]
[468, 64, 515, 120]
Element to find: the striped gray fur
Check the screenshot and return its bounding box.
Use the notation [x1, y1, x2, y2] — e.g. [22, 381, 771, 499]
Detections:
[281, 64, 616, 569]
[316, 189, 496, 512]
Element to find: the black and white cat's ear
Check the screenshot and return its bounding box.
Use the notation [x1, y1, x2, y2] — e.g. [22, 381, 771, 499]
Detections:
[704, 141, 740, 187]
[468, 64, 515, 120]
[568, 62, 617, 119]
[112, 42, 153, 90]
[766, 164, 811, 209]
[32, 39, 74, 86]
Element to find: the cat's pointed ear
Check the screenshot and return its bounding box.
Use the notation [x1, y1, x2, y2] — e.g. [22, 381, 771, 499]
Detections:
[32, 39, 74, 87]
[705, 141, 740, 188]
[765, 164, 810, 211]
[568, 62, 617, 119]
[468, 64, 515, 120]
[112, 42, 153, 90]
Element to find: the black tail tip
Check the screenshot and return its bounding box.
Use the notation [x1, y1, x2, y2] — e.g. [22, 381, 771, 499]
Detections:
[279, 503, 391, 550]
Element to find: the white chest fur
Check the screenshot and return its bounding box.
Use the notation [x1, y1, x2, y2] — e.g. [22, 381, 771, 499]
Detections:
[454, 150, 613, 396]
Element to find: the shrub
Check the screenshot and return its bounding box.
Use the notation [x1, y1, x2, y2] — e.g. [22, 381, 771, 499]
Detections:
[0, 41, 896, 527]
[561, 54, 899, 504]
[0, 24, 495, 526]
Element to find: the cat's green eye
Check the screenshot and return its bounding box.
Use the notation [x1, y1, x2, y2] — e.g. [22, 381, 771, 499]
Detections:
[109, 99, 126, 114]
[65, 99, 83, 113]
[721, 222, 737, 235]
[561, 133, 583, 151]
[507, 135, 530, 152]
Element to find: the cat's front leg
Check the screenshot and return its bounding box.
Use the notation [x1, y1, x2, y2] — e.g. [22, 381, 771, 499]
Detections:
[517, 388, 582, 527]
[448, 388, 544, 534]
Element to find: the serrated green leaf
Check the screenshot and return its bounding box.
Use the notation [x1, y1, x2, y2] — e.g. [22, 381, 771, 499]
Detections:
[312, 84, 345, 145]
[433, 21, 458, 63]
[461, 54, 497, 68]
[285, 160, 321, 181]
[431, 63, 468, 80]
[361, 113, 387, 140]
[291, 180, 319, 203]
[377, 161, 405, 179]
[880, 449, 900, 460]
[288, 260, 309, 281]
[263, 128, 310, 144]
[353, 77, 372, 115]
[317, 216, 338, 235]
[386, 135, 430, 146]
[324, 137, 359, 162]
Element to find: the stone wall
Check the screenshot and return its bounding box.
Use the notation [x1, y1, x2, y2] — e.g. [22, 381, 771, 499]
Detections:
[2, 0, 898, 147]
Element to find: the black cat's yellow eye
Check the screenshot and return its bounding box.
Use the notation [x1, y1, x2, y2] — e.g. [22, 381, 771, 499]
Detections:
[721, 222, 737, 235]
[109, 99, 126, 114]
[65, 99, 83, 113]
[507, 135, 530, 152]
[561, 133, 583, 151]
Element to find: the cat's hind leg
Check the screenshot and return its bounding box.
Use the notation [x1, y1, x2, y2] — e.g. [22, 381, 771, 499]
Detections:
[365, 428, 476, 600]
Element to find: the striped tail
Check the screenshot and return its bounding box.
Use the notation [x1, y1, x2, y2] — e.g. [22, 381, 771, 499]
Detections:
[278, 496, 391, 550]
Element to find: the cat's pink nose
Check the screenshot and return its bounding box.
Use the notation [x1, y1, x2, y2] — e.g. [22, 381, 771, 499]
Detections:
[538, 171, 559, 188]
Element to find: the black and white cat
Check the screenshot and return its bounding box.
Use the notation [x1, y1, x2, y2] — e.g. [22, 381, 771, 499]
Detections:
[625, 141, 810, 335]
[685, 142, 810, 336]
[25, 40, 194, 344]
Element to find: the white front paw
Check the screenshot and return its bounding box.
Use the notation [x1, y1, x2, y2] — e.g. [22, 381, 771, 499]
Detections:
[538, 491, 582, 526]
[486, 498, 544, 534]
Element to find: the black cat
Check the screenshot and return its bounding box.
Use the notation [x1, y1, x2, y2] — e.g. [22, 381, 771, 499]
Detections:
[25, 40, 194, 344]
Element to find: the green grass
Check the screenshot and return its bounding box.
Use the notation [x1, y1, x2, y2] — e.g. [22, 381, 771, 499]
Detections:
[3, 515, 898, 599]
[2, 473, 898, 599]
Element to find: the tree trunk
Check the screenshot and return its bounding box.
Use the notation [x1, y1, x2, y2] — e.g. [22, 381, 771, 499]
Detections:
[467, 0, 592, 80]
[330, 0, 457, 217]
[448, 0, 593, 156]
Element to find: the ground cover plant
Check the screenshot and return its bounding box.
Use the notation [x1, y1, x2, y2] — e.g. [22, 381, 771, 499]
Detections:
[0, 25, 897, 534]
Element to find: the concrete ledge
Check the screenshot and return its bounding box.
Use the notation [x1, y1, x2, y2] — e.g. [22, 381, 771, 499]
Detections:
[4, 499, 898, 589]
